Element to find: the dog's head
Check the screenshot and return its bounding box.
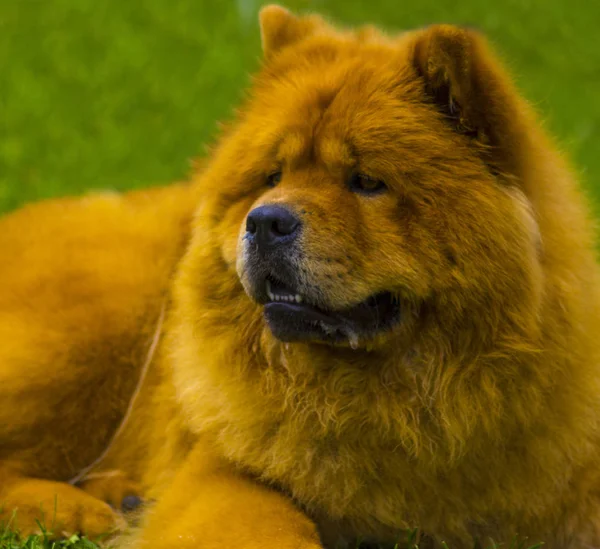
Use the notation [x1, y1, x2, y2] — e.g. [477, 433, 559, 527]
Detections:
[184, 6, 543, 353]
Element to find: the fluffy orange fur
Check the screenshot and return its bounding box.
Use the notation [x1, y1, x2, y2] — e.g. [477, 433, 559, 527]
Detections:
[2, 6, 600, 548]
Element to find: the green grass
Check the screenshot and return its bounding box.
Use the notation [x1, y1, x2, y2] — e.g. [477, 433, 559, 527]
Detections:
[1, 0, 597, 547]
[0, 522, 544, 549]
[0, 531, 101, 549]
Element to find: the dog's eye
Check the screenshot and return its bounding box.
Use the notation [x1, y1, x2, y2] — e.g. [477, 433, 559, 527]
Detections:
[348, 173, 386, 195]
[266, 171, 282, 188]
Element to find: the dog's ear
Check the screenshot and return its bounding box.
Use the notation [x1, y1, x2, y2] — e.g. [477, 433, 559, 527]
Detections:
[259, 5, 322, 59]
[411, 25, 527, 175]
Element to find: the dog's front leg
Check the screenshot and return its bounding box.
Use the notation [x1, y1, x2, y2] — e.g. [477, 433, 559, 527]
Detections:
[129, 444, 322, 549]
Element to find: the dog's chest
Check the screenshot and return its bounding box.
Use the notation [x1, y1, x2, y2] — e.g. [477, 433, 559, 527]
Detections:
[224, 408, 421, 538]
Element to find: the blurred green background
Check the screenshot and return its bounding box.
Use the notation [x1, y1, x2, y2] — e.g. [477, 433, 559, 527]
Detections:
[1, 0, 599, 214]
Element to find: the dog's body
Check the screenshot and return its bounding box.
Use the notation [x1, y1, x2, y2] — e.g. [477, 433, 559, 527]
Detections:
[0, 184, 196, 527]
[2, 6, 600, 549]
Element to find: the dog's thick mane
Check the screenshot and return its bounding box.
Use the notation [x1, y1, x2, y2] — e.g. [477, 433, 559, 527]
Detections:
[164, 10, 600, 545]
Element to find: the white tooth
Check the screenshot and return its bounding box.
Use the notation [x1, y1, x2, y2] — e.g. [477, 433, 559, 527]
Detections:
[295, 294, 302, 303]
[266, 280, 275, 301]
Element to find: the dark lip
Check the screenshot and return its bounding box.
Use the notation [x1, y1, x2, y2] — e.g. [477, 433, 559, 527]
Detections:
[263, 291, 401, 344]
[266, 301, 338, 325]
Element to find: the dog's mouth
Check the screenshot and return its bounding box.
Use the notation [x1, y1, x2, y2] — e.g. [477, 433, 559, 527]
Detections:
[260, 275, 401, 346]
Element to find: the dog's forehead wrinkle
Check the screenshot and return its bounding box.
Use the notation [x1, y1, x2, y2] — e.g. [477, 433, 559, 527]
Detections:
[270, 68, 429, 177]
[276, 130, 310, 168]
[314, 83, 340, 112]
[272, 88, 342, 169]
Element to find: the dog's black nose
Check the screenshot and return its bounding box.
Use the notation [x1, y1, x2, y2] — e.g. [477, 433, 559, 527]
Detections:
[246, 205, 301, 249]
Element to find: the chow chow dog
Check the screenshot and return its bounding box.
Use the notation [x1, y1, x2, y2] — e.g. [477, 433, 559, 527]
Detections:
[2, 5, 600, 549]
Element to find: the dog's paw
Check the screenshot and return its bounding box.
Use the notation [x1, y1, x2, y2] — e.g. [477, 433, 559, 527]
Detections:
[77, 469, 144, 513]
[0, 477, 126, 539]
